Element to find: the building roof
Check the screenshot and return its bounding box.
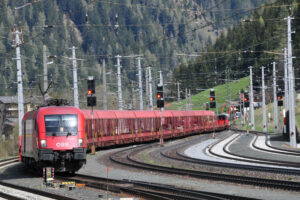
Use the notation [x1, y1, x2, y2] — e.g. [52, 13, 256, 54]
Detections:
[0, 96, 18, 104]
[0, 96, 42, 104]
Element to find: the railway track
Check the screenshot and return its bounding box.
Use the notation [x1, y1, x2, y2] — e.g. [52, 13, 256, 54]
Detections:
[0, 157, 76, 200]
[210, 133, 300, 168]
[161, 140, 300, 176]
[0, 157, 18, 168]
[253, 135, 300, 156]
[58, 173, 257, 200]
[109, 137, 300, 192]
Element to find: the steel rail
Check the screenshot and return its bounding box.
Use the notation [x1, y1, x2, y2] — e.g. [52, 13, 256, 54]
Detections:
[252, 135, 300, 156]
[58, 173, 256, 200]
[0, 181, 76, 200]
[109, 141, 300, 191]
[0, 159, 18, 168]
[220, 134, 300, 167]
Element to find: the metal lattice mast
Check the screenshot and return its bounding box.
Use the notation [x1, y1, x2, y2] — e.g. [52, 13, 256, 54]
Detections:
[137, 56, 143, 110]
[102, 59, 107, 110]
[286, 16, 297, 147]
[158, 70, 163, 86]
[177, 82, 181, 110]
[148, 67, 153, 111]
[159, 71, 164, 111]
[284, 48, 289, 133]
[131, 82, 136, 110]
[189, 89, 192, 110]
[145, 67, 149, 110]
[12, 26, 24, 137]
[262, 67, 267, 132]
[116, 55, 123, 110]
[43, 45, 48, 93]
[185, 88, 188, 110]
[273, 62, 278, 133]
[71, 46, 79, 108]
[250, 66, 255, 130]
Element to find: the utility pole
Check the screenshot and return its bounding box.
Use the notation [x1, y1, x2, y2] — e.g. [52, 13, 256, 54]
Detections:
[131, 82, 136, 110]
[102, 59, 107, 110]
[189, 89, 192, 110]
[239, 91, 242, 128]
[145, 68, 149, 110]
[70, 46, 79, 108]
[116, 55, 123, 110]
[43, 45, 48, 93]
[159, 70, 164, 111]
[177, 82, 181, 110]
[225, 66, 231, 104]
[148, 67, 153, 110]
[250, 66, 255, 130]
[286, 16, 297, 147]
[137, 56, 143, 110]
[158, 70, 163, 87]
[284, 48, 288, 134]
[185, 88, 188, 110]
[12, 25, 24, 138]
[273, 62, 278, 133]
[262, 67, 267, 132]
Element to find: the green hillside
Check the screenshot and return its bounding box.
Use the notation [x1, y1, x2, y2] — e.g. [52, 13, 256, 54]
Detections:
[167, 76, 250, 112]
[233, 98, 300, 133]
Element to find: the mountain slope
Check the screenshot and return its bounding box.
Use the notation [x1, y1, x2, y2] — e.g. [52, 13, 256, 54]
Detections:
[0, 0, 266, 108]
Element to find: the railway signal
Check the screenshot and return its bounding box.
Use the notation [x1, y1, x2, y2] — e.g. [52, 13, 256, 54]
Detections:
[87, 96, 96, 107]
[87, 78, 95, 94]
[277, 91, 283, 107]
[244, 92, 249, 108]
[205, 102, 209, 110]
[87, 76, 96, 107]
[209, 89, 216, 108]
[156, 85, 164, 108]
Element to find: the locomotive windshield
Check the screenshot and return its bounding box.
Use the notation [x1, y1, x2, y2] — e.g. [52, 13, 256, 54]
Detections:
[45, 114, 78, 136]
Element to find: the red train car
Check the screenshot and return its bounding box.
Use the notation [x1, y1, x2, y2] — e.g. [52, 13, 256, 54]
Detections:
[20, 106, 86, 173]
[82, 110, 217, 148]
[216, 113, 230, 129]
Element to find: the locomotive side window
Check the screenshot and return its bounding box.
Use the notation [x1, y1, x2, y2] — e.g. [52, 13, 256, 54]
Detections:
[45, 114, 78, 136]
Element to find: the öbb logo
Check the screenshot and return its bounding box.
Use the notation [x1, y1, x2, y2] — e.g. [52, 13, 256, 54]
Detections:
[56, 142, 69, 147]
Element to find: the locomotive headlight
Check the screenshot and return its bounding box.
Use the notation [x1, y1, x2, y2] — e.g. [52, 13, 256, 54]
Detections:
[78, 138, 83, 147]
[41, 139, 47, 147]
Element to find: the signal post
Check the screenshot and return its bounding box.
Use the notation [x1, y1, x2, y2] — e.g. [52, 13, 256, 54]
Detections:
[157, 85, 164, 146]
[87, 76, 96, 154]
[209, 89, 216, 138]
[277, 90, 283, 132]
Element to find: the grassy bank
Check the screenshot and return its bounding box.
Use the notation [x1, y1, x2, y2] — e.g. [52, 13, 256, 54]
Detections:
[167, 76, 250, 113]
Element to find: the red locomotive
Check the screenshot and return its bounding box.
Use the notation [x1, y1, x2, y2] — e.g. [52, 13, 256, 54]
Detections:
[81, 110, 222, 148]
[20, 102, 86, 173]
[216, 113, 230, 129]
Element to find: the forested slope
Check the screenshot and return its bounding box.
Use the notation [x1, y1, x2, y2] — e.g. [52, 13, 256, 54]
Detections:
[0, 0, 266, 108]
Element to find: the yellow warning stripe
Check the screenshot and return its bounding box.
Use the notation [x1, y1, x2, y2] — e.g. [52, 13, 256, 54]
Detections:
[62, 181, 75, 185]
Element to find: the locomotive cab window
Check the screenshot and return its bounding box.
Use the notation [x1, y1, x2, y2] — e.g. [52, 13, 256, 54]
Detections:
[45, 114, 78, 136]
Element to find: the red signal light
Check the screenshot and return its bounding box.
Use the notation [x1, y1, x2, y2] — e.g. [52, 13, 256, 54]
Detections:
[88, 89, 92, 95]
[277, 96, 281, 100]
[210, 97, 214, 101]
[157, 94, 162, 99]
[244, 97, 248, 101]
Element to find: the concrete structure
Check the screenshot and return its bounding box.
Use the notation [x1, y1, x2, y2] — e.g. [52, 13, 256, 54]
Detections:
[0, 96, 39, 138]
